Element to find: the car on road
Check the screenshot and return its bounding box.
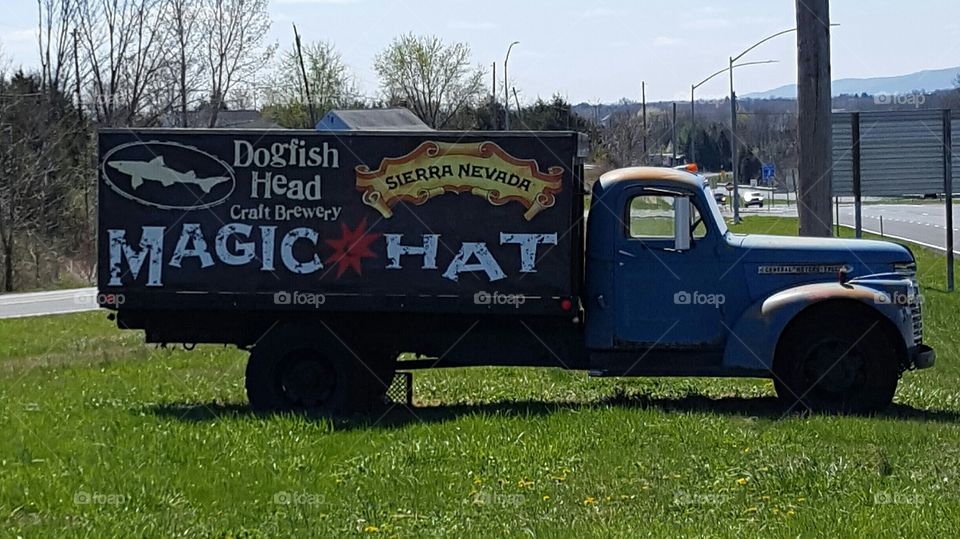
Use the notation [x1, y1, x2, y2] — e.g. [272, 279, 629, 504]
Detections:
[742, 189, 764, 208]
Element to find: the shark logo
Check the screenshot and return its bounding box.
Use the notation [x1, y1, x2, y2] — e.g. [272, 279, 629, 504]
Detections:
[108, 156, 231, 194]
[101, 140, 236, 210]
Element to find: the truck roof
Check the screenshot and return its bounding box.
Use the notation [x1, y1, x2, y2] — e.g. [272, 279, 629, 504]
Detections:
[598, 166, 706, 190]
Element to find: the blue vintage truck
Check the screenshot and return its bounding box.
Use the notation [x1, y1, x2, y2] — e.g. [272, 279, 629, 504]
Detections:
[98, 130, 933, 414]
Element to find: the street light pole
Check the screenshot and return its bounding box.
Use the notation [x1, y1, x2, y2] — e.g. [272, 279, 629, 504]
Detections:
[690, 60, 776, 171]
[504, 41, 519, 130]
[727, 27, 807, 224]
[730, 56, 739, 224]
[690, 85, 696, 165]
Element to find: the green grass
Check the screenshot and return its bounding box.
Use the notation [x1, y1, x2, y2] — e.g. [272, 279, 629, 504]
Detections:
[3, 216, 960, 536]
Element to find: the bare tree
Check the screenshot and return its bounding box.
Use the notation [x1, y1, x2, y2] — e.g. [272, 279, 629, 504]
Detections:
[202, 0, 273, 127]
[602, 111, 646, 168]
[162, 0, 205, 126]
[374, 33, 484, 128]
[74, 0, 170, 126]
[37, 0, 77, 95]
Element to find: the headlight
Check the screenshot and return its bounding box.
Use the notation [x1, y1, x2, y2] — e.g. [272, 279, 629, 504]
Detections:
[894, 261, 917, 278]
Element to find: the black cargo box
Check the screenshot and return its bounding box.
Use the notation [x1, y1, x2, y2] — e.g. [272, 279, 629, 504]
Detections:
[98, 129, 586, 315]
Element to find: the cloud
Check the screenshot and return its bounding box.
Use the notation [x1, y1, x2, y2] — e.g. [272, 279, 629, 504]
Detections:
[274, 0, 360, 4]
[447, 21, 499, 31]
[653, 36, 681, 47]
[0, 28, 37, 43]
[682, 19, 732, 30]
[581, 7, 620, 18]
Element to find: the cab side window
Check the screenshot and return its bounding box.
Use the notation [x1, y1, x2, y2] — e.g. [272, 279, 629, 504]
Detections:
[628, 194, 707, 240]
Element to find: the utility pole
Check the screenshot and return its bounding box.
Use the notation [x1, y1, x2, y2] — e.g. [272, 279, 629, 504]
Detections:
[491, 62, 497, 128]
[796, 0, 834, 237]
[293, 24, 317, 127]
[690, 85, 696, 165]
[513, 87, 522, 127]
[730, 56, 740, 224]
[642, 82, 647, 164]
[672, 102, 678, 165]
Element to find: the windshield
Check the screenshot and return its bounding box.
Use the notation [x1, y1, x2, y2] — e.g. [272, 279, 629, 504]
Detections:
[702, 185, 729, 236]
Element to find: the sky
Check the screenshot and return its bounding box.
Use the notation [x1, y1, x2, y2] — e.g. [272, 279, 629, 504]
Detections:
[1, 0, 959, 104]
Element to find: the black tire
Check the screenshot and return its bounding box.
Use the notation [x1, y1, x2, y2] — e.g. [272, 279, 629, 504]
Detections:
[774, 308, 899, 414]
[245, 322, 390, 414]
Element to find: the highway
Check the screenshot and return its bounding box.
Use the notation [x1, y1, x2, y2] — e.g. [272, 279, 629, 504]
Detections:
[837, 203, 960, 254]
[0, 288, 99, 319]
[733, 201, 958, 253]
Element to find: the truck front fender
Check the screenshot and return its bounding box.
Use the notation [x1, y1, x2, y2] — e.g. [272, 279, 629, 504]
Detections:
[721, 282, 902, 372]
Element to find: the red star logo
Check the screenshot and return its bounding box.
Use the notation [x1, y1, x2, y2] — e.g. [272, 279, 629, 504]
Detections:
[324, 218, 381, 278]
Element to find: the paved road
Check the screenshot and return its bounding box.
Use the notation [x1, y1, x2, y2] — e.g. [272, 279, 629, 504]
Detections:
[722, 201, 958, 253]
[838, 204, 960, 254]
[0, 288, 98, 319]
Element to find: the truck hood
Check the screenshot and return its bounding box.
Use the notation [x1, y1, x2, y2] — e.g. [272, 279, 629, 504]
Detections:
[730, 233, 913, 300]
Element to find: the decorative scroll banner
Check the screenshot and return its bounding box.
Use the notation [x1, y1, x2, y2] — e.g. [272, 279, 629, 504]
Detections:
[356, 141, 564, 221]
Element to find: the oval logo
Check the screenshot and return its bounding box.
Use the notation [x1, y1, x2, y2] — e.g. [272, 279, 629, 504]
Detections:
[101, 140, 236, 210]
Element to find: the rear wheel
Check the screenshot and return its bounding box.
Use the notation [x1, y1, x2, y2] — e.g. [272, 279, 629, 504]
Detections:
[245, 322, 391, 414]
[774, 308, 900, 414]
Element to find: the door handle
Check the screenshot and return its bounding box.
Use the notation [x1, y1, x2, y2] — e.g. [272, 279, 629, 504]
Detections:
[617, 249, 637, 258]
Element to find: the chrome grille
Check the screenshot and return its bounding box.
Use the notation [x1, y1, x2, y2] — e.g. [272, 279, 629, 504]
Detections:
[910, 295, 923, 345]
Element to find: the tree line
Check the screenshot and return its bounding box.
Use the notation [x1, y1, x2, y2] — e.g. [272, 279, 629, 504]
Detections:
[0, 0, 598, 292]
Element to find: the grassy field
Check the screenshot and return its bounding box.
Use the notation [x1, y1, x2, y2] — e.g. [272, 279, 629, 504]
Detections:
[3, 216, 960, 537]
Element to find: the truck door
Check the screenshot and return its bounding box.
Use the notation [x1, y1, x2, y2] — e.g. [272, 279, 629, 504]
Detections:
[613, 188, 727, 349]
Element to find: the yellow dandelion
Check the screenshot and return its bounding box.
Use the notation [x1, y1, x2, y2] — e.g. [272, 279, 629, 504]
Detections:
[363, 525, 379, 533]
[737, 478, 748, 486]
[772, 507, 780, 514]
[787, 510, 796, 517]
[473, 477, 482, 485]
[543, 495, 551, 501]
[584, 496, 597, 506]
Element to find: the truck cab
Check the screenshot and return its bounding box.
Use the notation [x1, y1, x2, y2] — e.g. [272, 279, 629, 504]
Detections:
[585, 166, 933, 413]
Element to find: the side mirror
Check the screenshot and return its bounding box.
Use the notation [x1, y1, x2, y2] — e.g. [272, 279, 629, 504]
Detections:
[674, 197, 691, 251]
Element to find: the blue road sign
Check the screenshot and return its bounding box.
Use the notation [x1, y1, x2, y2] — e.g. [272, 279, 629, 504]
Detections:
[762, 164, 776, 184]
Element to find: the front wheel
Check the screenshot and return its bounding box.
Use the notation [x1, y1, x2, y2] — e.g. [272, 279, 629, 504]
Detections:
[774, 309, 900, 414]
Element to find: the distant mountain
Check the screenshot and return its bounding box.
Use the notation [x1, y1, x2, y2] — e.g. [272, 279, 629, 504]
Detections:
[743, 66, 960, 99]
